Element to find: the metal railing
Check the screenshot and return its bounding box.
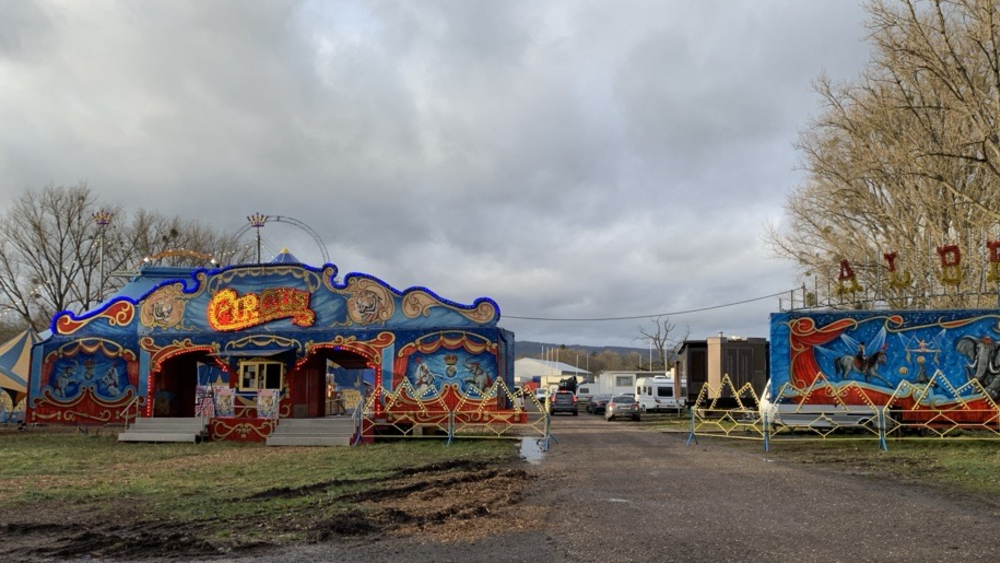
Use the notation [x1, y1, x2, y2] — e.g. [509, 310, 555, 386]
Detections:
[353, 379, 549, 447]
[351, 395, 368, 446]
[119, 396, 141, 430]
[686, 375, 1000, 451]
[211, 389, 283, 419]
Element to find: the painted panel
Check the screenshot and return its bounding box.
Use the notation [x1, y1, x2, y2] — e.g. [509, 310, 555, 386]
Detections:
[30, 339, 140, 424]
[770, 309, 1000, 409]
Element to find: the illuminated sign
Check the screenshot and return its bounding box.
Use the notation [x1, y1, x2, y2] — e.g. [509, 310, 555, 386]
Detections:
[207, 287, 315, 331]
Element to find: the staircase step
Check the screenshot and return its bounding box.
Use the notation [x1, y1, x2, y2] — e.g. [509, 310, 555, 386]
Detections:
[130, 422, 205, 431]
[266, 435, 353, 447]
[266, 417, 357, 447]
[118, 417, 208, 444]
[118, 432, 201, 443]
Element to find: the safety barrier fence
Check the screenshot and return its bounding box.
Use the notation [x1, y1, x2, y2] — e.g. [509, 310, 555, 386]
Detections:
[192, 389, 283, 420]
[354, 377, 551, 447]
[686, 374, 1000, 451]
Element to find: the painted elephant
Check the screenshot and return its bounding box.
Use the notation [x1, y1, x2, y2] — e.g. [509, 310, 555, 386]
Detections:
[955, 336, 1000, 399]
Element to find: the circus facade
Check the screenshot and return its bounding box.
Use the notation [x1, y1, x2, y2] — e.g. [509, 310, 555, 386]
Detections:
[769, 309, 1000, 423]
[26, 256, 514, 441]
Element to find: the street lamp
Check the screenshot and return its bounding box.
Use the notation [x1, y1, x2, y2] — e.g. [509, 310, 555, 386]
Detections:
[247, 212, 268, 264]
[92, 210, 114, 302]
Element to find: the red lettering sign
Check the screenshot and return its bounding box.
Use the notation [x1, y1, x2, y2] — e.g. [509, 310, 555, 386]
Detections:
[207, 287, 315, 331]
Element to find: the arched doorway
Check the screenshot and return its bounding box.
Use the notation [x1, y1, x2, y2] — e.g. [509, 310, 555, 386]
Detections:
[289, 349, 374, 418]
[152, 350, 222, 418]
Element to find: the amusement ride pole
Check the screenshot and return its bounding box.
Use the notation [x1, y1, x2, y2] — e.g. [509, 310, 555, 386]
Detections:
[92, 210, 114, 303]
[247, 212, 268, 264]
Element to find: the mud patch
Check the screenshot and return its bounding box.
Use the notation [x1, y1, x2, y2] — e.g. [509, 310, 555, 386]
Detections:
[0, 458, 535, 561]
[245, 476, 381, 500]
[306, 511, 381, 541]
[245, 458, 493, 501]
[298, 464, 534, 543]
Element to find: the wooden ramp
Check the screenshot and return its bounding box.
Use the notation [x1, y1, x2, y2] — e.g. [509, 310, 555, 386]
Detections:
[266, 417, 356, 447]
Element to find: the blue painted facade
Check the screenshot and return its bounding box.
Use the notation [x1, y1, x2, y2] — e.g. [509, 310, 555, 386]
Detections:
[27, 258, 514, 427]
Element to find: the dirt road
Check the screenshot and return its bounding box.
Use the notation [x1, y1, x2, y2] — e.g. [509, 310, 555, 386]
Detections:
[530, 416, 1000, 563]
[16, 415, 1000, 562]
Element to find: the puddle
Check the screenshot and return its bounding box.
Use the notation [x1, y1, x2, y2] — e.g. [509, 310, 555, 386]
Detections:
[519, 437, 545, 464]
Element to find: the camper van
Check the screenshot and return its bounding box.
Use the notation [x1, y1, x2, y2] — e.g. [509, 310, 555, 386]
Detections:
[576, 383, 599, 404]
[635, 375, 684, 412]
[595, 371, 643, 398]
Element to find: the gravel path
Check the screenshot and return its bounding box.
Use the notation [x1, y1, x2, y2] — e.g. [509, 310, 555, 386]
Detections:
[531, 417, 998, 563]
[61, 414, 1000, 563]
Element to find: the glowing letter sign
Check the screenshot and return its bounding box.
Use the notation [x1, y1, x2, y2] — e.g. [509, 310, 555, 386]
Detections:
[208, 287, 315, 331]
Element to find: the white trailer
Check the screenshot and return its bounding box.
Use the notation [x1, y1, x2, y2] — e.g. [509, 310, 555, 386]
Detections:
[575, 382, 601, 403]
[595, 371, 670, 399]
[634, 375, 685, 412]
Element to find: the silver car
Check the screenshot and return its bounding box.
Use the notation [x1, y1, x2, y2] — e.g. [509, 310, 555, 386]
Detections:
[605, 395, 641, 422]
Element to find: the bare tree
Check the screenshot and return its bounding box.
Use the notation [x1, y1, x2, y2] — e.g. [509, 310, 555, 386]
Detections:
[0, 184, 254, 329]
[637, 317, 688, 370]
[0, 184, 101, 329]
[101, 209, 252, 276]
[767, 0, 1000, 309]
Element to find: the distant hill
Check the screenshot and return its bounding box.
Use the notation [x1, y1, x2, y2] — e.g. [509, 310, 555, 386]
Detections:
[514, 340, 645, 359]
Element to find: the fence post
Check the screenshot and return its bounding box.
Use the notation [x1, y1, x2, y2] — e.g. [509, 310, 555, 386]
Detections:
[685, 405, 698, 446]
[877, 407, 888, 451]
[543, 411, 552, 451]
[446, 411, 455, 446]
[763, 409, 770, 452]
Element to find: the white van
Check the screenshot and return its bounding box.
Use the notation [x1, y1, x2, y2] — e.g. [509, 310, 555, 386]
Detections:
[635, 376, 684, 412]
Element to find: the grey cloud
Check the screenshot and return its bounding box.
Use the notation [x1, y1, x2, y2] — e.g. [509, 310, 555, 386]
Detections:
[0, 0, 52, 62]
[0, 0, 872, 347]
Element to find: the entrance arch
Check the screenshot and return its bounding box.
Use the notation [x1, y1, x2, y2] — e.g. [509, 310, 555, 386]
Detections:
[151, 350, 221, 418]
[290, 349, 374, 418]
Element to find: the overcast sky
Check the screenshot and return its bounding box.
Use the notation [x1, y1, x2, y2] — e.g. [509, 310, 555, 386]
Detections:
[0, 0, 872, 348]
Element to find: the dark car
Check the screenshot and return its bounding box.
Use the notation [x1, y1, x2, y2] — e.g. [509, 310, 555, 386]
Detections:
[605, 395, 641, 422]
[586, 394, 612, 414]
[548, 390, 579, 416]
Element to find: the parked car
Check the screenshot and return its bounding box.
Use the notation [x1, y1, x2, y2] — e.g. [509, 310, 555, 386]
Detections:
[605, 395, 640, 422]
[548, 390, 579, 416]
[586, 394, 612, 414]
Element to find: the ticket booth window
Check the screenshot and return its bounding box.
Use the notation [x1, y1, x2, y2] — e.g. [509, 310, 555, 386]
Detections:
[239, 360, 285, 391]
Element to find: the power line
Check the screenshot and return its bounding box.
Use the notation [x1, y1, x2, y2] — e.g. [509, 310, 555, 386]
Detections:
[503, 289, 794, 322]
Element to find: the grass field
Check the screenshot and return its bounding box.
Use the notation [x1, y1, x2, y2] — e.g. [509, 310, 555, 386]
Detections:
[643, 412, 1000, 499]
[0, 428, 527, 559]
[2, 420, 998, 559]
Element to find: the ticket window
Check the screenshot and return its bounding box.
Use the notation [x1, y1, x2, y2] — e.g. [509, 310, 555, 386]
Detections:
[238, 360, 285, 391]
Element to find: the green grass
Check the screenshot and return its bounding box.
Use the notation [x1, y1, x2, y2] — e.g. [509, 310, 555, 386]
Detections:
[0, 430, 518, 541]
[644, 411, 1000, 499]
[705, 433, 1000, 499]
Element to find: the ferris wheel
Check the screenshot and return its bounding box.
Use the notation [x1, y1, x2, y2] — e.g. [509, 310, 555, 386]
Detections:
[231, 214, 331, 266]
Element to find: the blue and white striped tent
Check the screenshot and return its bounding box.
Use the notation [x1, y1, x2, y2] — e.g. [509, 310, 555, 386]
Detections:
[0, 329, 40, 405]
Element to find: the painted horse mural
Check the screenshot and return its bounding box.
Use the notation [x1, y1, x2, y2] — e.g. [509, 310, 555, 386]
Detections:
[834, 349, 889, 386]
